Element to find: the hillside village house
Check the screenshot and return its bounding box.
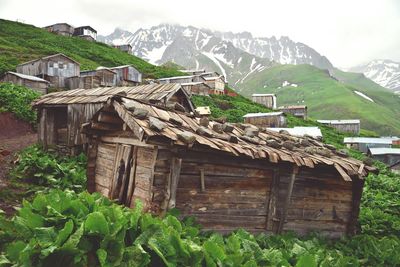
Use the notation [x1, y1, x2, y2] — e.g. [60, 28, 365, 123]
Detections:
[0, 71, 50, 94]
[43, 23, 74, 36]
[267, 127, 322, 139]
[44, 23, 97, 41]
[317, 120, 361, 135]
[252, 94, 277, 109]
[73, 26, 97, 41]
[113, 44, 133, 54]
[67, 67, 117, 89]
[111, 65, 142, 85]
[32, 84, 194, 155]
[344, 137, 393, 153]
[16, 53, 80, 88]
[181, 82, 211, 96]
[367, 148, 400, 166]
[279, 105, 308, 120]
[158, 70, 226, 95]
[243, 112, 287, 128]
[82, 96, 375, 237]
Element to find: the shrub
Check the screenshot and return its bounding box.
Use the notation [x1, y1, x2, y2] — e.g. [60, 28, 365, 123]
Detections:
[0, 83, 40, 124]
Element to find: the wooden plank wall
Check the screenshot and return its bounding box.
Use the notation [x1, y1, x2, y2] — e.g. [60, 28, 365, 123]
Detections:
[277, 168, 353, 238]
[175, 157, 273, 233]
[94, 142, 117, 197]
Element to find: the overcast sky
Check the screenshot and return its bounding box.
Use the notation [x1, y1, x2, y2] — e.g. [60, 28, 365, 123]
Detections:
[1, 0, 399, 68]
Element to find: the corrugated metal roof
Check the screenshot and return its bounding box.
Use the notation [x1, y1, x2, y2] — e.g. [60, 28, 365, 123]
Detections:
[267, 127, 322, 138]
[243, 112, 284, 118]
[32, 84, 186, 106]
[5, 72, 50, 83]
[318, 119, 360, 124]
[369, 148, 400, 155]
[279, 105, 307, 109]
[344, 137, 393, 144]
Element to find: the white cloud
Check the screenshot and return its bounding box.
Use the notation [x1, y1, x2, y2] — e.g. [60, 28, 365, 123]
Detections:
[0, 0, 399, 68]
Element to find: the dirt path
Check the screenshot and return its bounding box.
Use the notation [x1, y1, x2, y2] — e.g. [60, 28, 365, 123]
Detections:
[0, 116, 37, 215]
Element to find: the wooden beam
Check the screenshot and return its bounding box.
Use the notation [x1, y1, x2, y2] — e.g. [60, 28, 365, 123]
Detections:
[266, 169, 279, 231]
[91, 122, 120, 131]
[98, 112, 122, 125]
[347, 178, 364, 235]
[100, 136, 155, 148]
[167, 157, 182, 209]
[277, 165, 299, 234]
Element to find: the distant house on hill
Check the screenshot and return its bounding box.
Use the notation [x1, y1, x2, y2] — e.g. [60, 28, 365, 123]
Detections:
[43, 23, 74, 36]
[279, 105, 308, 119]
[158, 71, 226, 95]
[252, 94, 277, 109]
[317, 120, 360, 135]
[344, 137, 392, 153]
[181, 82, 211, 96]
[267, 127, 322, 139]
[179, 69, 206, 75]
[0, 71, 50, 94]
[66, 67, 117, 89]
[73, 26, 97, 41]
[113, 44, 133, 54]
[367, 148, 400, 166]
[110, 65, 142, 85]
[243, 112, 287, 128]
[16, 53, 80, 88]
[32, 84, 194, 155]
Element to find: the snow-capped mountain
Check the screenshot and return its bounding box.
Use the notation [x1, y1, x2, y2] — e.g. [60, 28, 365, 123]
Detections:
[348, 60, 400, 93]
[98, 24, 333, 87]
[215, 31, 333, 70]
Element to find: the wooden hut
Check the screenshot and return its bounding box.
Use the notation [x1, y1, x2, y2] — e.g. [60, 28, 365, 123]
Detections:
[32, 84, 195, 155]
[113, 44, 133, 54]
[43, 23, 74, 36]
[344, 137, 392, 154]
[367, 148, 400, 166]
[243, 112, 287, 128]
[73, 26, 97, 41]
[83, 96, 376, 237]
[0, 72, 50, 94]
[16, 53, 80, 88]
[252, 94, 277, 109]
[67, 67, 117, 89]
[181, 82, 211, 96]
[279, 105, 308, 119]
[110, 65, 142, 85]
[318, 120, 360, 135]
[202, 75, 225, 95]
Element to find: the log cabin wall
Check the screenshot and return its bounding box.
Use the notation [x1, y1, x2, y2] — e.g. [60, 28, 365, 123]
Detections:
[276, 167, 354, 238]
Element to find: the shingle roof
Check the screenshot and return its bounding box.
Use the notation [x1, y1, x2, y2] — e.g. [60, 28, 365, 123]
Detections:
[344, 137, 393, 144]
[32, 84, 191, 107]
[5, 72, 50, 83]
[88, 97, 376, 180]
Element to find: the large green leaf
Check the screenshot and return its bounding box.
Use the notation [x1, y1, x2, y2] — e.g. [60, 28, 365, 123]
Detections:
[85, 212, 110, 236]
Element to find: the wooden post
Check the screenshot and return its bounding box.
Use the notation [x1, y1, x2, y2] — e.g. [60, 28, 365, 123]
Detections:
[347, 178, 364, 235]
[167, 157, 182, 209]
[277, 165, 299, 234]
[266, 168, 279, 232]
[200, 168, 206, 192]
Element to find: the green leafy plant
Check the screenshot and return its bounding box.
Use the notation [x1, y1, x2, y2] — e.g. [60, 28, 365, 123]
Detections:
[0, 82, 40, 124]
[11, 145, 87, 191]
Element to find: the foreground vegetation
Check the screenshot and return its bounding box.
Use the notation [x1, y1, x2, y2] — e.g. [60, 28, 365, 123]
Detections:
[0, 19, 183, 79]
[0, 138, 399, 266]
[0, 83, 40, 124]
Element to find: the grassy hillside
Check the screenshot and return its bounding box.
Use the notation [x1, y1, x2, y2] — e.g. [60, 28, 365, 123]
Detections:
[0, 19, 183, 79]
[239, 64, 400, 135]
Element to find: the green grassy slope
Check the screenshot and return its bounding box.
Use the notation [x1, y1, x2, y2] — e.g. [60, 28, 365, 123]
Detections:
[0, 19, 183, 79]
[239, 64, 400, 135]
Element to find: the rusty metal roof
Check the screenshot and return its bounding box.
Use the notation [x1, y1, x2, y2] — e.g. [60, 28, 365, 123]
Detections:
[32, 84, 187, 106]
